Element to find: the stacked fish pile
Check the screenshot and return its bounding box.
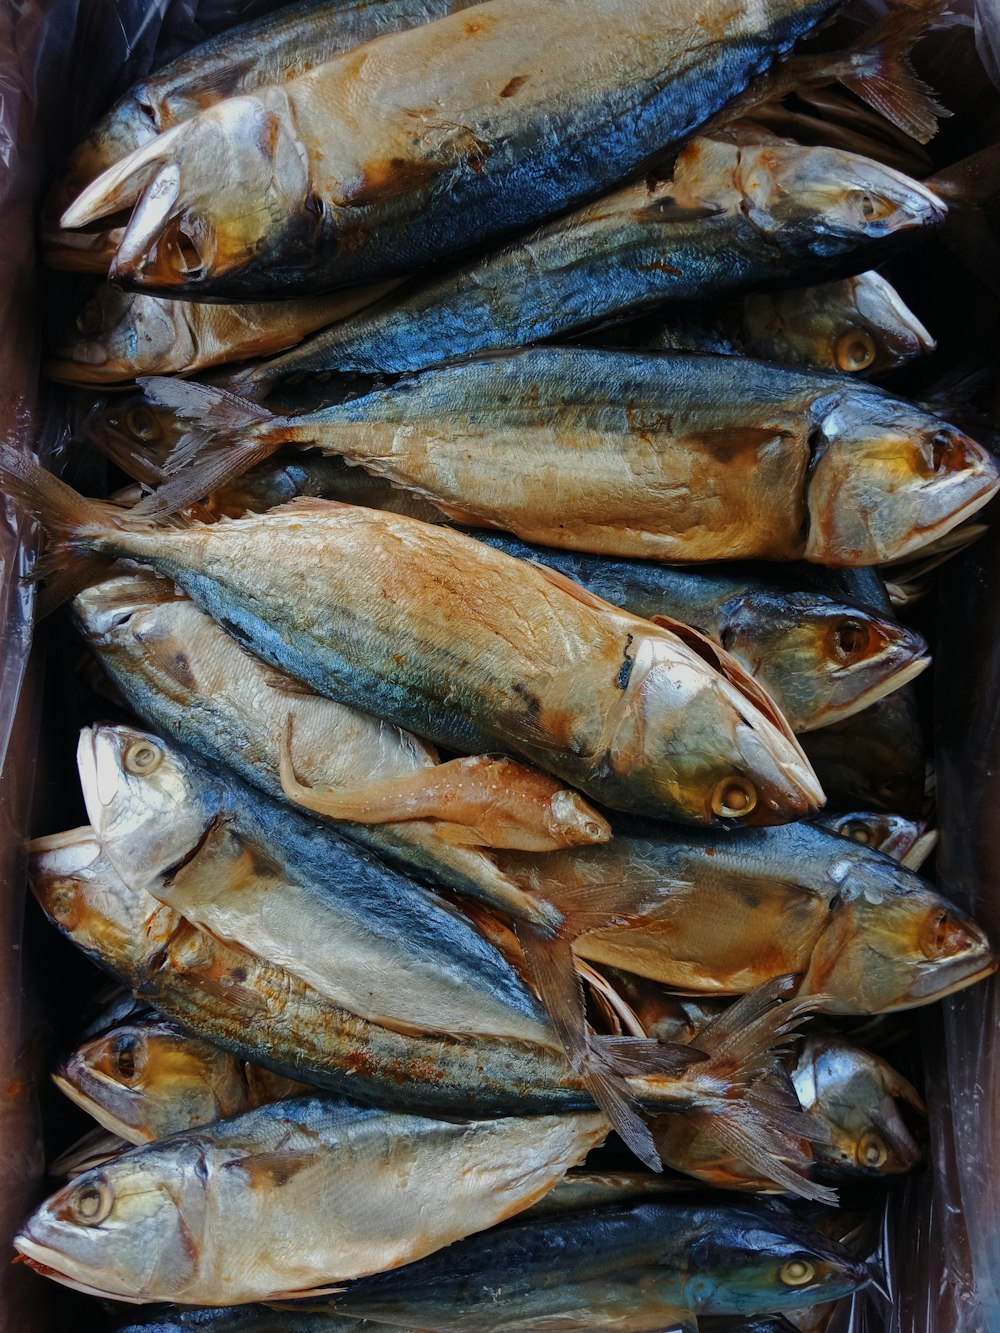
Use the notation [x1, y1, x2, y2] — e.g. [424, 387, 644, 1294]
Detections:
[8, 0, 1000, 1327]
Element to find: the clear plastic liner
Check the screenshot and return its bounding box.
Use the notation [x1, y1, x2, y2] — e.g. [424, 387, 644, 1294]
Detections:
[0, 2, 998, 1330]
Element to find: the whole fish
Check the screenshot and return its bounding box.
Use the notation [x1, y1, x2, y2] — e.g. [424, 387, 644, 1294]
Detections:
[44, 0, 478, 271]
[58, 0, 848, 298]
[70, 569, 592, 927]
[15, 1093, 609, 1304]
[2, 450, 821, 827]
[468, 534, 929, 733]
[496, 821, 997, 1014]
[133, 347, 999, 567]
[327, 1198, 871, 1330]
[220, 140, 945, 396]
[54, 1017, 308, 1145]
[790, 1036, 923, 1180]
[45, 281, 401, 384]
[30, 830, 829, 1194]
[75, 723, 556, 1049]
[645, 271, 935, 376]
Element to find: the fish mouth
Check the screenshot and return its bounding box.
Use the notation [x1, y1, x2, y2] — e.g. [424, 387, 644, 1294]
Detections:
[903, 949, 998, 1005]
[13, 1235, 144, 1305]
[802, 648, 931, 734]
[51, 1069, 142, 1144]
[729, 721, 825, 826]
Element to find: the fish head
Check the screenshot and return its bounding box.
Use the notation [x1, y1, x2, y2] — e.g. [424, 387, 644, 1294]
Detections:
[804, 393, 1000, 564]
[54, 1021, 241, 1145]
[798, 853, 997, 1012]
[14, 1142, 209, 1303]
[28, 828, 174, 974]
[72, 569, 186, 653]
[61, 92, 313, 295]
[792, 1037, 924, 1180]
[615, 629, 824, 825]
[736, 143, 946, 255]
[46, 286, 194, 385]
[818, 811, 931, 864]
[741, 272, 935, 376]
[718, 591, 928, 732]
[683, 1206, 870, 1312]
[77, 724, 217, 885]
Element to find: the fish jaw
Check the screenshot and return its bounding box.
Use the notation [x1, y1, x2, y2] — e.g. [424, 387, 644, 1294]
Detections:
[849, 269, 936, 373]
[51, 1066, 148, 1146]
[77, 724, 215, 887]
[805, 399, 1000, 565]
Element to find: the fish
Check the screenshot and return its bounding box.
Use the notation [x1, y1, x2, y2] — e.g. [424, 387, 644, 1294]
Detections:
[218, 140, 945, 397]
[49, 1127, 128, 1179]
[1, 449, 822, 828]
[115, 1312, 404, 1332]
[44, 281, 401, 384]
[75, 723, 557, 1050]
[645, 271, 936, 376]
[53, 1016, 308, 1145]
[14, 1092, 609, 1304]
[29, 829, 831, 1194]
[466, 535, 930, 733]
[130, 347, 999, 567]
[790, 1036, 924, 1180]
[495, 820, 997, 1015]
[71, 570, 609, 909]
[60, 0, 846, 297]
[327, 1198, 871, 1330]
[43, 0, 479, 272]
[814, 810, 936, 868]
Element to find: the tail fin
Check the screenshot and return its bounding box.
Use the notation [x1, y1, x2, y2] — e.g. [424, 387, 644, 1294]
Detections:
[928, 145, 1000, 296]
[130, 378, 286, 517]
[600, 978, 837, 1204]
[0, 445, 122, 614]
[837, 3, 950, 145]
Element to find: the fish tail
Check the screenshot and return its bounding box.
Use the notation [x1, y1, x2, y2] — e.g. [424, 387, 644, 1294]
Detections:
[597, 977, 838, 1203]
[0, 445, 120, 614]
[839, 2, 951, 145]
[928, 145, 1000, 297]
[130, 378, 288, 517]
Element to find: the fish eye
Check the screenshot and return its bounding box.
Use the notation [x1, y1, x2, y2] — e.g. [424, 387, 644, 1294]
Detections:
[858, 191, 894, 223]
[114, 1037, 140, 1082]
[856, 1129, 889, 1168]
[123, 738, 163, 776]
[919, 908, 974, 960]
[124, 406, 162, 443]
[843, 819, 873, 845]
[779, 1258, 816, 1287]
[75, 299, 105, 337]
[711, 777, 757, 819]
[829, 618, 871, 664]
[834, 331, 877, 373]
[70, 1178, 114, 1227]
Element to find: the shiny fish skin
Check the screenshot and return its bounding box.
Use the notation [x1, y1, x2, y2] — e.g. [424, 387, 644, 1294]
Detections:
[116, 1313, 402, 1332]
[70, 569, 569, 928]
[496, 821, 997, 1013]
[54, 1017, 308, 1145]
[0, 457, 823, 825]
[76, 724, 556, 1049]
[15, 1094, 608, 1304]
[140, 347, 999, 567]
[468, 534, 929, 733]
[224, 140, 945, 395]
[44, 0, 478, 271]
[29, 831, 594, 1115]
[62, 0, 841, 297]
[647, 270, 936, 376]
[329, 1198, 871, 1330]
[801, 688, 926, 816]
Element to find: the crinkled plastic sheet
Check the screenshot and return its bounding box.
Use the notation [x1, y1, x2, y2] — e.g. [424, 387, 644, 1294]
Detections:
[0, 3, 998, 1331]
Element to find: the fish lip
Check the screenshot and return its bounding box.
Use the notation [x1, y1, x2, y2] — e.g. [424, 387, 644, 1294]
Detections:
[51, 1069, 143, 1144]
[903, 950, 998, 1004]
[13, 1235, 143, 1305]
[798, 650, 931, 734]
[43, 358, 127, 387]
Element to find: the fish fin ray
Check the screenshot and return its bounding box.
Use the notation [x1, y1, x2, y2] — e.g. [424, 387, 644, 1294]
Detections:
[529, 560, 621, 614]
[839, 3, 951, 144]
